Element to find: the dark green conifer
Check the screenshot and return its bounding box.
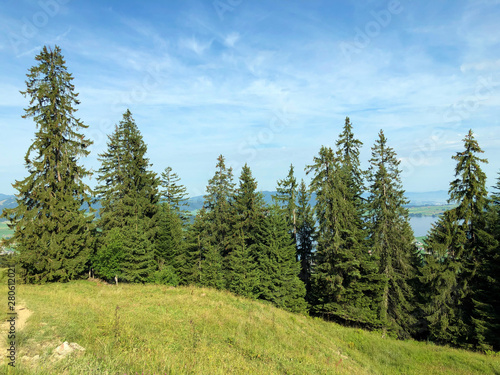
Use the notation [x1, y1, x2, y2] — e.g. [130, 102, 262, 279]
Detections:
[366, 130, 416, 338]
[226, 164, 264, 297]
[418, 210, 468, 345]
[181, 155, 234, 288]
[156, 167, 188, 274]
[255, 205, 307, 313]
[203, 155, 235, 260]
[95, 110, 159, 282]
[336, 116, 365, 211]
[422, 130, 497, 350]
[177, 209, 207, 285]
[200, 241, 225, 289]
[482, 173, 500, 350]
[156, 202, 184, 269]
[160, 166, 189, 222]
[273, 164, 298, 252]
[296, 180, 315, 295]
[1, 46, 94, 283]
[307, 146, 382, 327]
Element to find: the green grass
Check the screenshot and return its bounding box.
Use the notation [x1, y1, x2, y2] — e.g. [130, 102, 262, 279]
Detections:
[0, 222, 13, 240]
[408, 205, 457, 217]
[0, 277, 498, 374]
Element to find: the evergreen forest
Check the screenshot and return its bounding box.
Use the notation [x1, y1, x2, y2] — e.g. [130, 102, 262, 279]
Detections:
[2, 46, 499, 353]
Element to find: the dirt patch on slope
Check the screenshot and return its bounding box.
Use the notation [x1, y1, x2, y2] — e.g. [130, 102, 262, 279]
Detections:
[0, 304, 33, 361]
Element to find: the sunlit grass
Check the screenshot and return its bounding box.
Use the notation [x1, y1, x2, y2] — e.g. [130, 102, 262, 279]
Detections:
[0, 276, 498, 374]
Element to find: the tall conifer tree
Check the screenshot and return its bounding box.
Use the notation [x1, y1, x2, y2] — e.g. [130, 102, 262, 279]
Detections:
[336, 117, 365, 211]
[95, 110, 159, 282]
[160, 166, 189, 221]
[1, 46, 94, 283]
[296, 180, 315, 295]
[307, 146, 381, 327]
[366, 130, 416, 337]
[226, 164, 264, 297]
[203, 155, 235, 259]
[255, 205, 307, 313]
[273, 164, 298, 252]
[192, 155, 235, 287]
[482, 173, 500, 350]
[417, 209, 467, 344]
[178, 208, 208, 286]
[156, 167, 188, 273]
[421, 131, 497, 349]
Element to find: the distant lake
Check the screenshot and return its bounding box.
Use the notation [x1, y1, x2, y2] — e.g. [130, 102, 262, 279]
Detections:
[409, 216, 439, 237]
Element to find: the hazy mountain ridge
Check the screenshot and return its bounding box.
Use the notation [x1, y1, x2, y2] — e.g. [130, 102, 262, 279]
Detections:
[185, 190, 449, 211]
[0, 190, 450, 217]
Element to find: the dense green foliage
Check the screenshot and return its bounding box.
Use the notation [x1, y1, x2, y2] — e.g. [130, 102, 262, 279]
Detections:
[366, 130, 416, 338]
[307, 121, 383, 329]
[419, 131, 499, 351]
[156, 166, 188, 281]
[254, 205, 307, 313]
[296, 179, 315, 294]
[2, 46, 499, 354]
[225, 164, 264, 298]
[1, 46, 94, 283]
[94, 110, 160, 283]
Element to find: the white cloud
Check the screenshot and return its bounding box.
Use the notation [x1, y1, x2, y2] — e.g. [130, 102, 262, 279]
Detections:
[460, 59, 500, 73]
[224, 32, 240, 47]
[179, 36, 212, 55]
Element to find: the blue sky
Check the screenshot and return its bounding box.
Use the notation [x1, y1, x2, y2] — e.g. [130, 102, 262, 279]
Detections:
[1, 0, 499, 197]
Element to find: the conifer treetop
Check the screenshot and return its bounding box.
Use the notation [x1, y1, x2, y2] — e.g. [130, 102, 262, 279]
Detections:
[449, 129, 488, 225]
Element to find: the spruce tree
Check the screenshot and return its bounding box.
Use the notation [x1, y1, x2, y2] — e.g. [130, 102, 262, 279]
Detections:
[482, 172, 500, 350]
[422, 130, 497, 349]
[226, 164, 264, 298]
[307, 146, 382, 327]
[452, 131, 497, 350]
[95, 110, 159, 283]
[93, 124, 124, 233]
[156, 167, 188, 275]
[200, 241, 225, 289]
[255, 205, 307, 313]
[418, 210, 468, 345]
[273, 164, 298, 252]
[202, 155, 235, 275]
[156, 202, 184, 270]
[160, 166, 189, 221]
[336, 116, 365, 211]
[366, 130, 416, 338]
[179, 155, 234, 288]
[177, 209, 207, 286]
[296, 180, 315, 295]
[1, 46, 94, 283]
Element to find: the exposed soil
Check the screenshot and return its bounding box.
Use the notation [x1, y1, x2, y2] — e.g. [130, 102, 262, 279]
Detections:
[0, 304, 32, 361]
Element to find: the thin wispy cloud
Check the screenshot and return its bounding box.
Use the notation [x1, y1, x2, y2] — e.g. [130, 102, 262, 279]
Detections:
[224, 32, 240, 47]
[0, 0, 499, 196]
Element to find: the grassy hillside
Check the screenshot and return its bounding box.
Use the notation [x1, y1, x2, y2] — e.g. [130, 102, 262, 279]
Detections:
[408, 205, 457, 217]
[0, 222, 13, 240]
[0, 275, 498, 374]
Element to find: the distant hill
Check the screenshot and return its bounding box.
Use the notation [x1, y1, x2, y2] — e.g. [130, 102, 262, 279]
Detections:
[404, 190, 449, 206]
[0, 190, 451, 218]
[0, 194, 17, 221]
[186, 190, 449, 209]
[0, 194, 17, 210]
